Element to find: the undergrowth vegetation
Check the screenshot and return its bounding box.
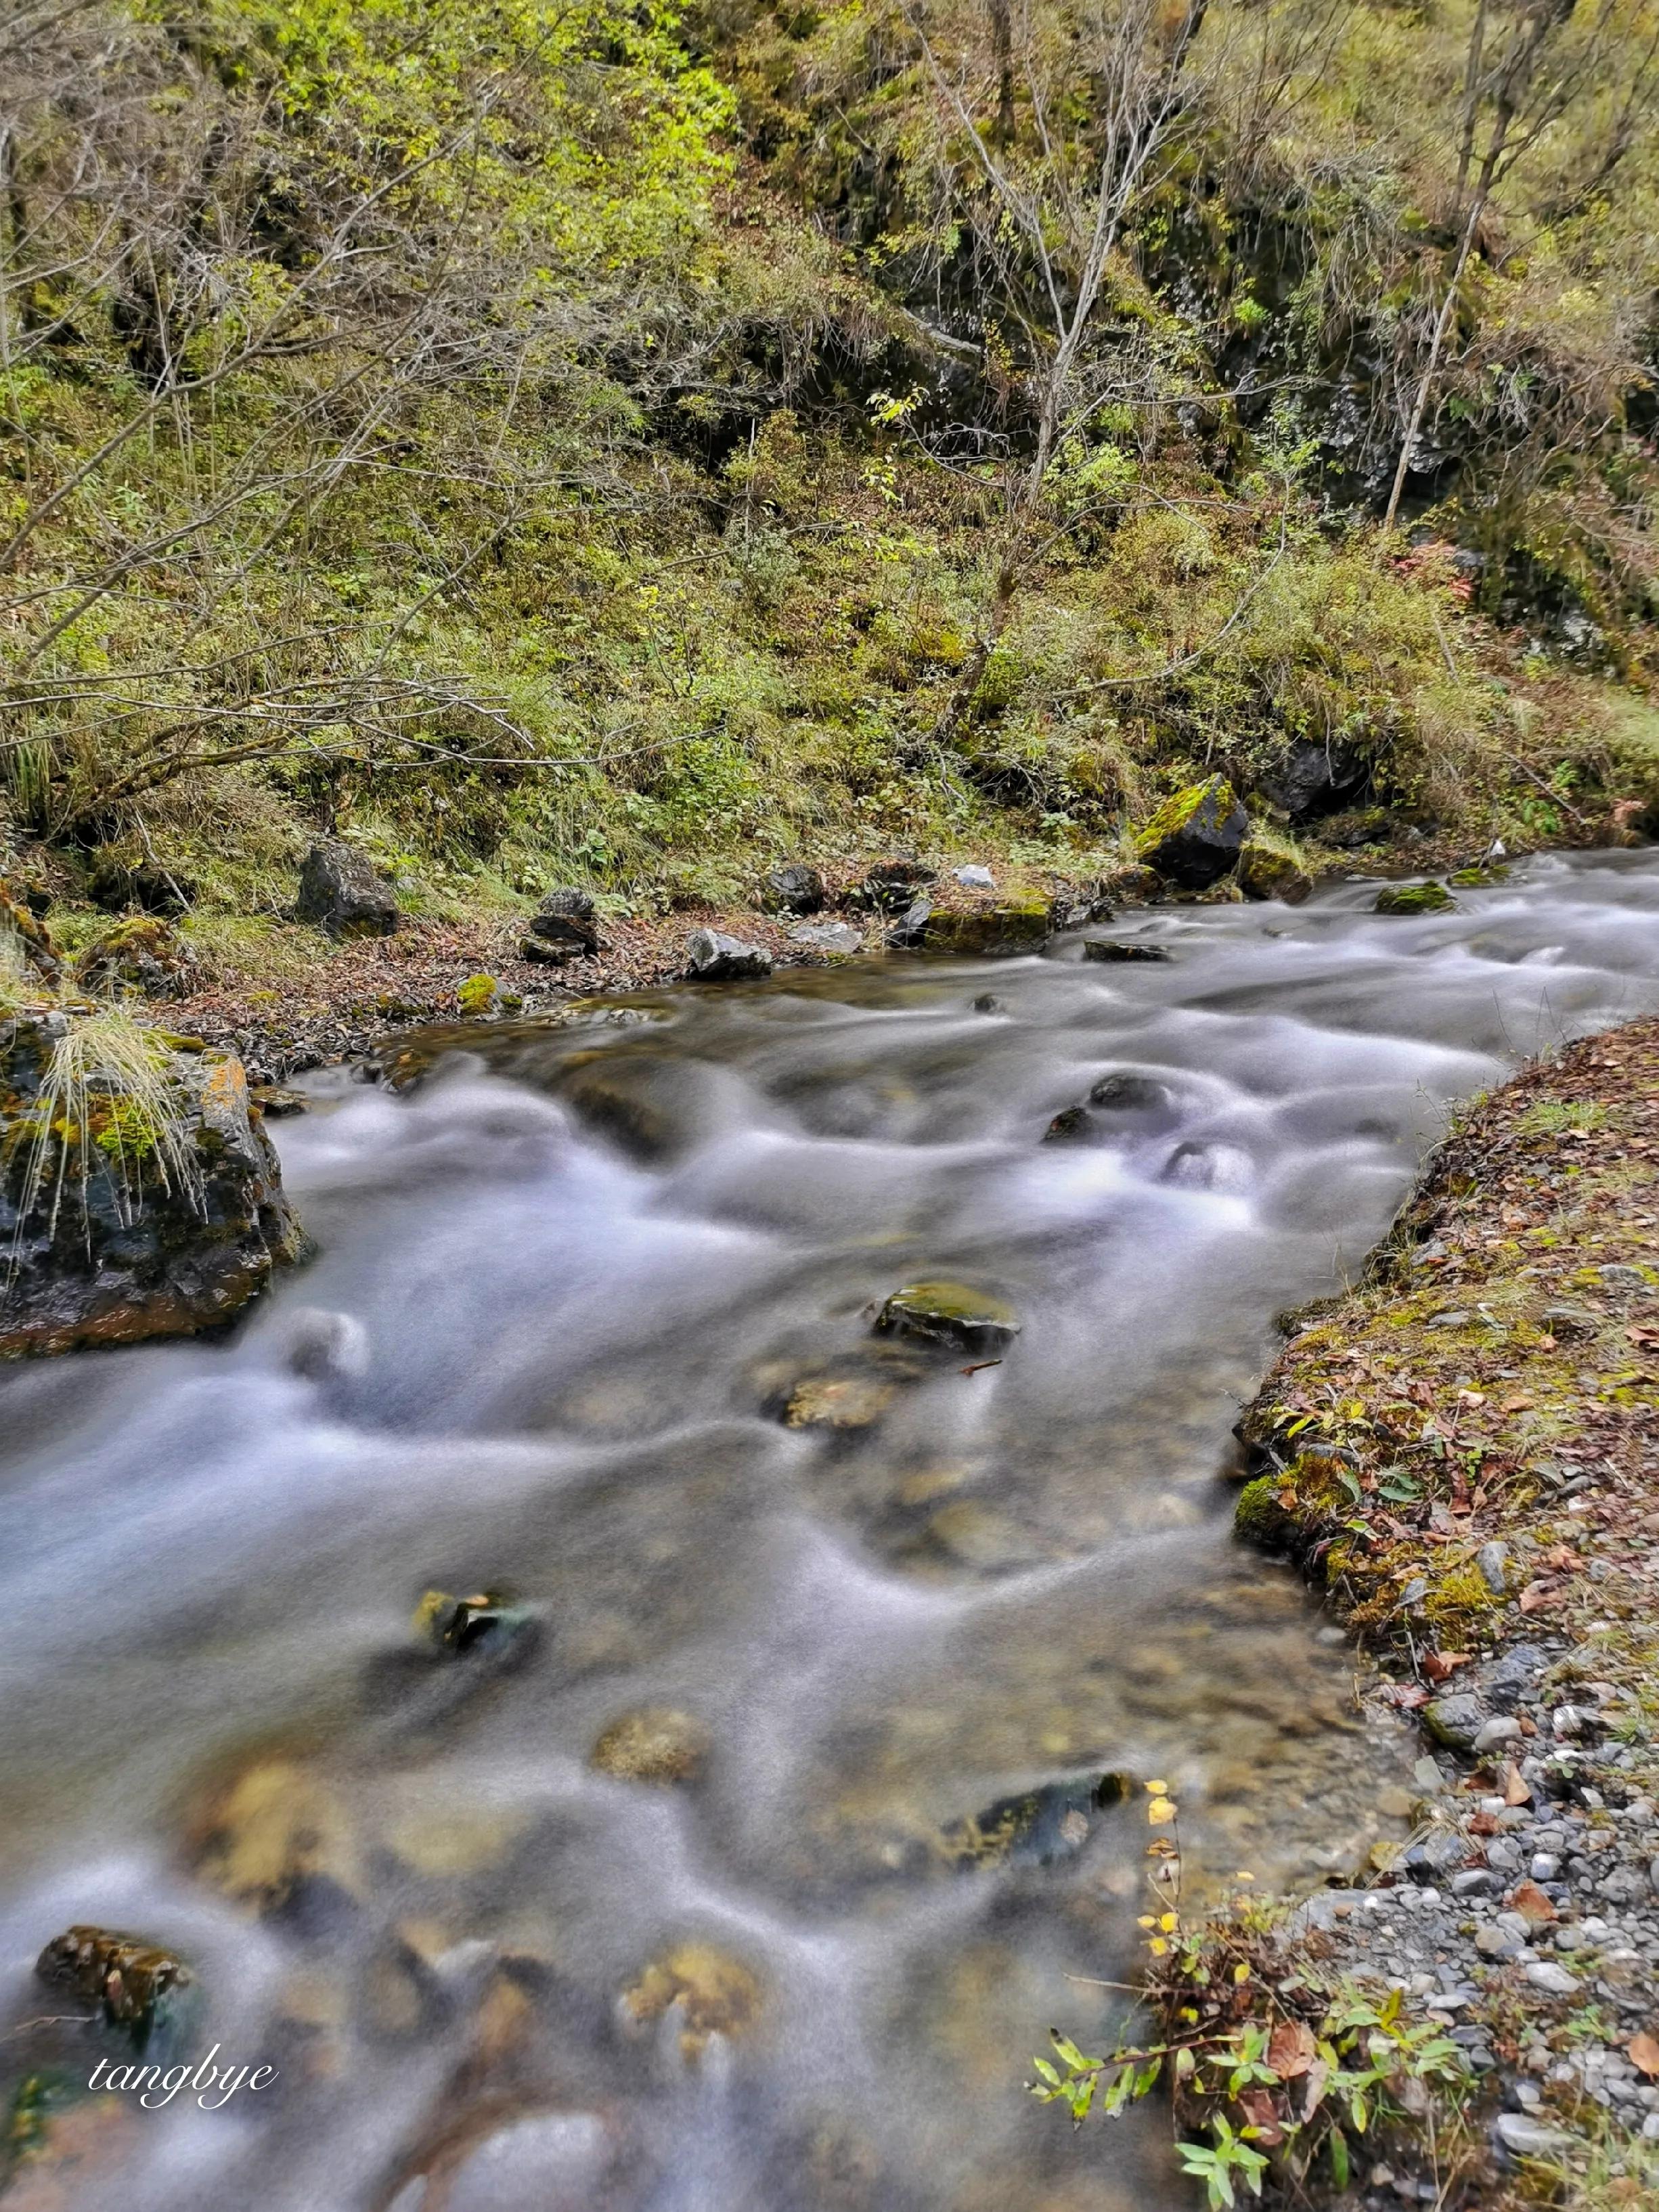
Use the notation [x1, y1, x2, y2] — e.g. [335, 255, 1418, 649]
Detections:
[3, 0, 1658, 922]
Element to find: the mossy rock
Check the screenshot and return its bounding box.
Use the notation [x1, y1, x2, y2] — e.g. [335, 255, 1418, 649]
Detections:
[1448, 864, 1510, 888]
[1233, 1475, 1302, 1551]
[76, 916, 194, 1000]
[1237, 842, 1313, 905]
[1132, 778, 1248, 890]
[917, 892, 1050, 957]
[1374, 881, 1455, 916]
[874, 1280, 1019, 1354]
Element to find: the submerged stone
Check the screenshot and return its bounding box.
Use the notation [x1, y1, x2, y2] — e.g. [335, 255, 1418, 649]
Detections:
[940, 1773, 1132, 1871]
[1375, 881, 1455, 916]
[590, 1707, 710, 1786]
[621, 1943, 761, 2057]
[1132, 778, 1247, 889]
[183, 1754, 361, 1926]
[1089, 1073, 1172, 1113]
[874, 1281, 1019, 1355]
[35, 1927, 196, 2052]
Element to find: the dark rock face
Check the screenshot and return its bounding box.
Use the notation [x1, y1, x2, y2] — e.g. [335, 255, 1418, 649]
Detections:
[87, 853, 193, 915]
[1132, 778, 1248, 889]
[682, 929, 772, 981]
[1260, 739, 1370, 823]
[296, 840, 399, 937]
[76, 916, 194, 999]
[762, 864, 826, 915]
[522, 887, 602, 963]
[0, 1015, 307, 1358]
[36, 1926, 196, 2051]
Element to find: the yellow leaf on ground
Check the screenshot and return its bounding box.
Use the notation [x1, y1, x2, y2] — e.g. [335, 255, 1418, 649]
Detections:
[1629, 2031, 1659, 2079]
[1147, 1796, 1176, 1823]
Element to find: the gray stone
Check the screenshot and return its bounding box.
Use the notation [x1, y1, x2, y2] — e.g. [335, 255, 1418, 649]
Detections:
[1492, 2113, 1574, 2160]
[1474, 1715, 1522, 1753]
[1424, 1694, 1485, 1751]
[296, 839, 398, 936]
[1451, 1869, 1501, 1899]
[1530, 1854, 1561, 1882]
[682, 929, 772, 982]
[1476, 1541, 1509, 1595]
[1524, 1961, 1582, 1995]
[954, 864, 995, 889]
[789, 921, 862, 955]
[1476, 1924, 1524, 1960]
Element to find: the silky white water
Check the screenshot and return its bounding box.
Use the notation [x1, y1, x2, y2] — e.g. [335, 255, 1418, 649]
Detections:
[1, 850, 1657, 2212]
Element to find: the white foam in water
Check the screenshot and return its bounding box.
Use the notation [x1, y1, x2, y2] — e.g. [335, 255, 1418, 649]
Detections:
[1, 850, 1658, 2212]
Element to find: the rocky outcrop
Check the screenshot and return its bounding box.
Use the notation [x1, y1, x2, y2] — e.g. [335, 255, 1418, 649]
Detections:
[521, 887, 602, 963]
[1132, 777, 1248, 889]
[0, 1013, 307, 1358]
[296, 840, 399, 936]
[853, 859, 936, 912]
[682, 929, 772, 981]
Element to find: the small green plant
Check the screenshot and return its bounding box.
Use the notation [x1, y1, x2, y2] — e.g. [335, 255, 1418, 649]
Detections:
[1176, 2117, 1270, 2209]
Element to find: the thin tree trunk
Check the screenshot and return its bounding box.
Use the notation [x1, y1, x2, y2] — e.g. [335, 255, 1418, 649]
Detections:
[1379, 188, 1486, 535]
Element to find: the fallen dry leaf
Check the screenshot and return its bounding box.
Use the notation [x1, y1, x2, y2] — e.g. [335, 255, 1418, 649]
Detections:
[1268, 2018, 1317, 2079]
[1423, 1650, 1472, 1683]
[1519, 1580, 1564, 1613]
[1511, 1880, 1557, 1925]
[1629, 2031, 1659, 2079]
[1502, 1763, 1532, 1807]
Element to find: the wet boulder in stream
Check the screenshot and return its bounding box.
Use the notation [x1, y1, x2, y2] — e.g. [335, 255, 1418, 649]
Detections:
[35, 1926, 197, 2052]
[0, 1013, 307, 1358]
[874, 1280, 1019, 1356]
[590, 1706, 710, 1786]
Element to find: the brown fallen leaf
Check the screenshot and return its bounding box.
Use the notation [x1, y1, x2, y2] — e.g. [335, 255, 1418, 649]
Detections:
[1268, 2018, 1317, 2079]
[1519, 1580, 1564, 1614]
[1511, 1880, 1557, 1926]
[1467, 1811, 1500, 1837]
[1502, 1763, 1532, 1807]
[1423, 1650, 1472, 1683]
[1629, 2031, 1659, 2079]
[1235, 2087, 1284, 2146]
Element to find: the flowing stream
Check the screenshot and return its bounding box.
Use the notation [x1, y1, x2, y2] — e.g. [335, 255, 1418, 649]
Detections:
[3, 851, 1659, 2212]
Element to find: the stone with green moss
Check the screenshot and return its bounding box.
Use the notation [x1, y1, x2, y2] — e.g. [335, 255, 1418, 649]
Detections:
[1233, 1474, 1301, 1550]
[1374, 881, 1455, 916]
[76, 916, 193, 1000]
[874, 1279, 1019, 1354]
[1237, 841, 1312, 905]
[916, 891, 1050, 956]
[1132, 778, 1248, 889]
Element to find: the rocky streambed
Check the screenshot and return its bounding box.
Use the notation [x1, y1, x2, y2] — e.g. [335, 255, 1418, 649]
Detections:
[1, 852, 1658, 2212]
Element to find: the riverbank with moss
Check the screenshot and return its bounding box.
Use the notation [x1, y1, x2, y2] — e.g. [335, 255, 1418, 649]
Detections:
[1115, 1020, 1659, 2210]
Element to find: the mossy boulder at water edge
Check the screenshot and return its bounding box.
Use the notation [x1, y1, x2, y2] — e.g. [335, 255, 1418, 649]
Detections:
[35, 1926, 197, 2053]
[1132, 777, 1248, 889]
[891, 891, 1051, 956]
[1237, 841, 1313, 905]
[0, 1013, 307, 1357]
